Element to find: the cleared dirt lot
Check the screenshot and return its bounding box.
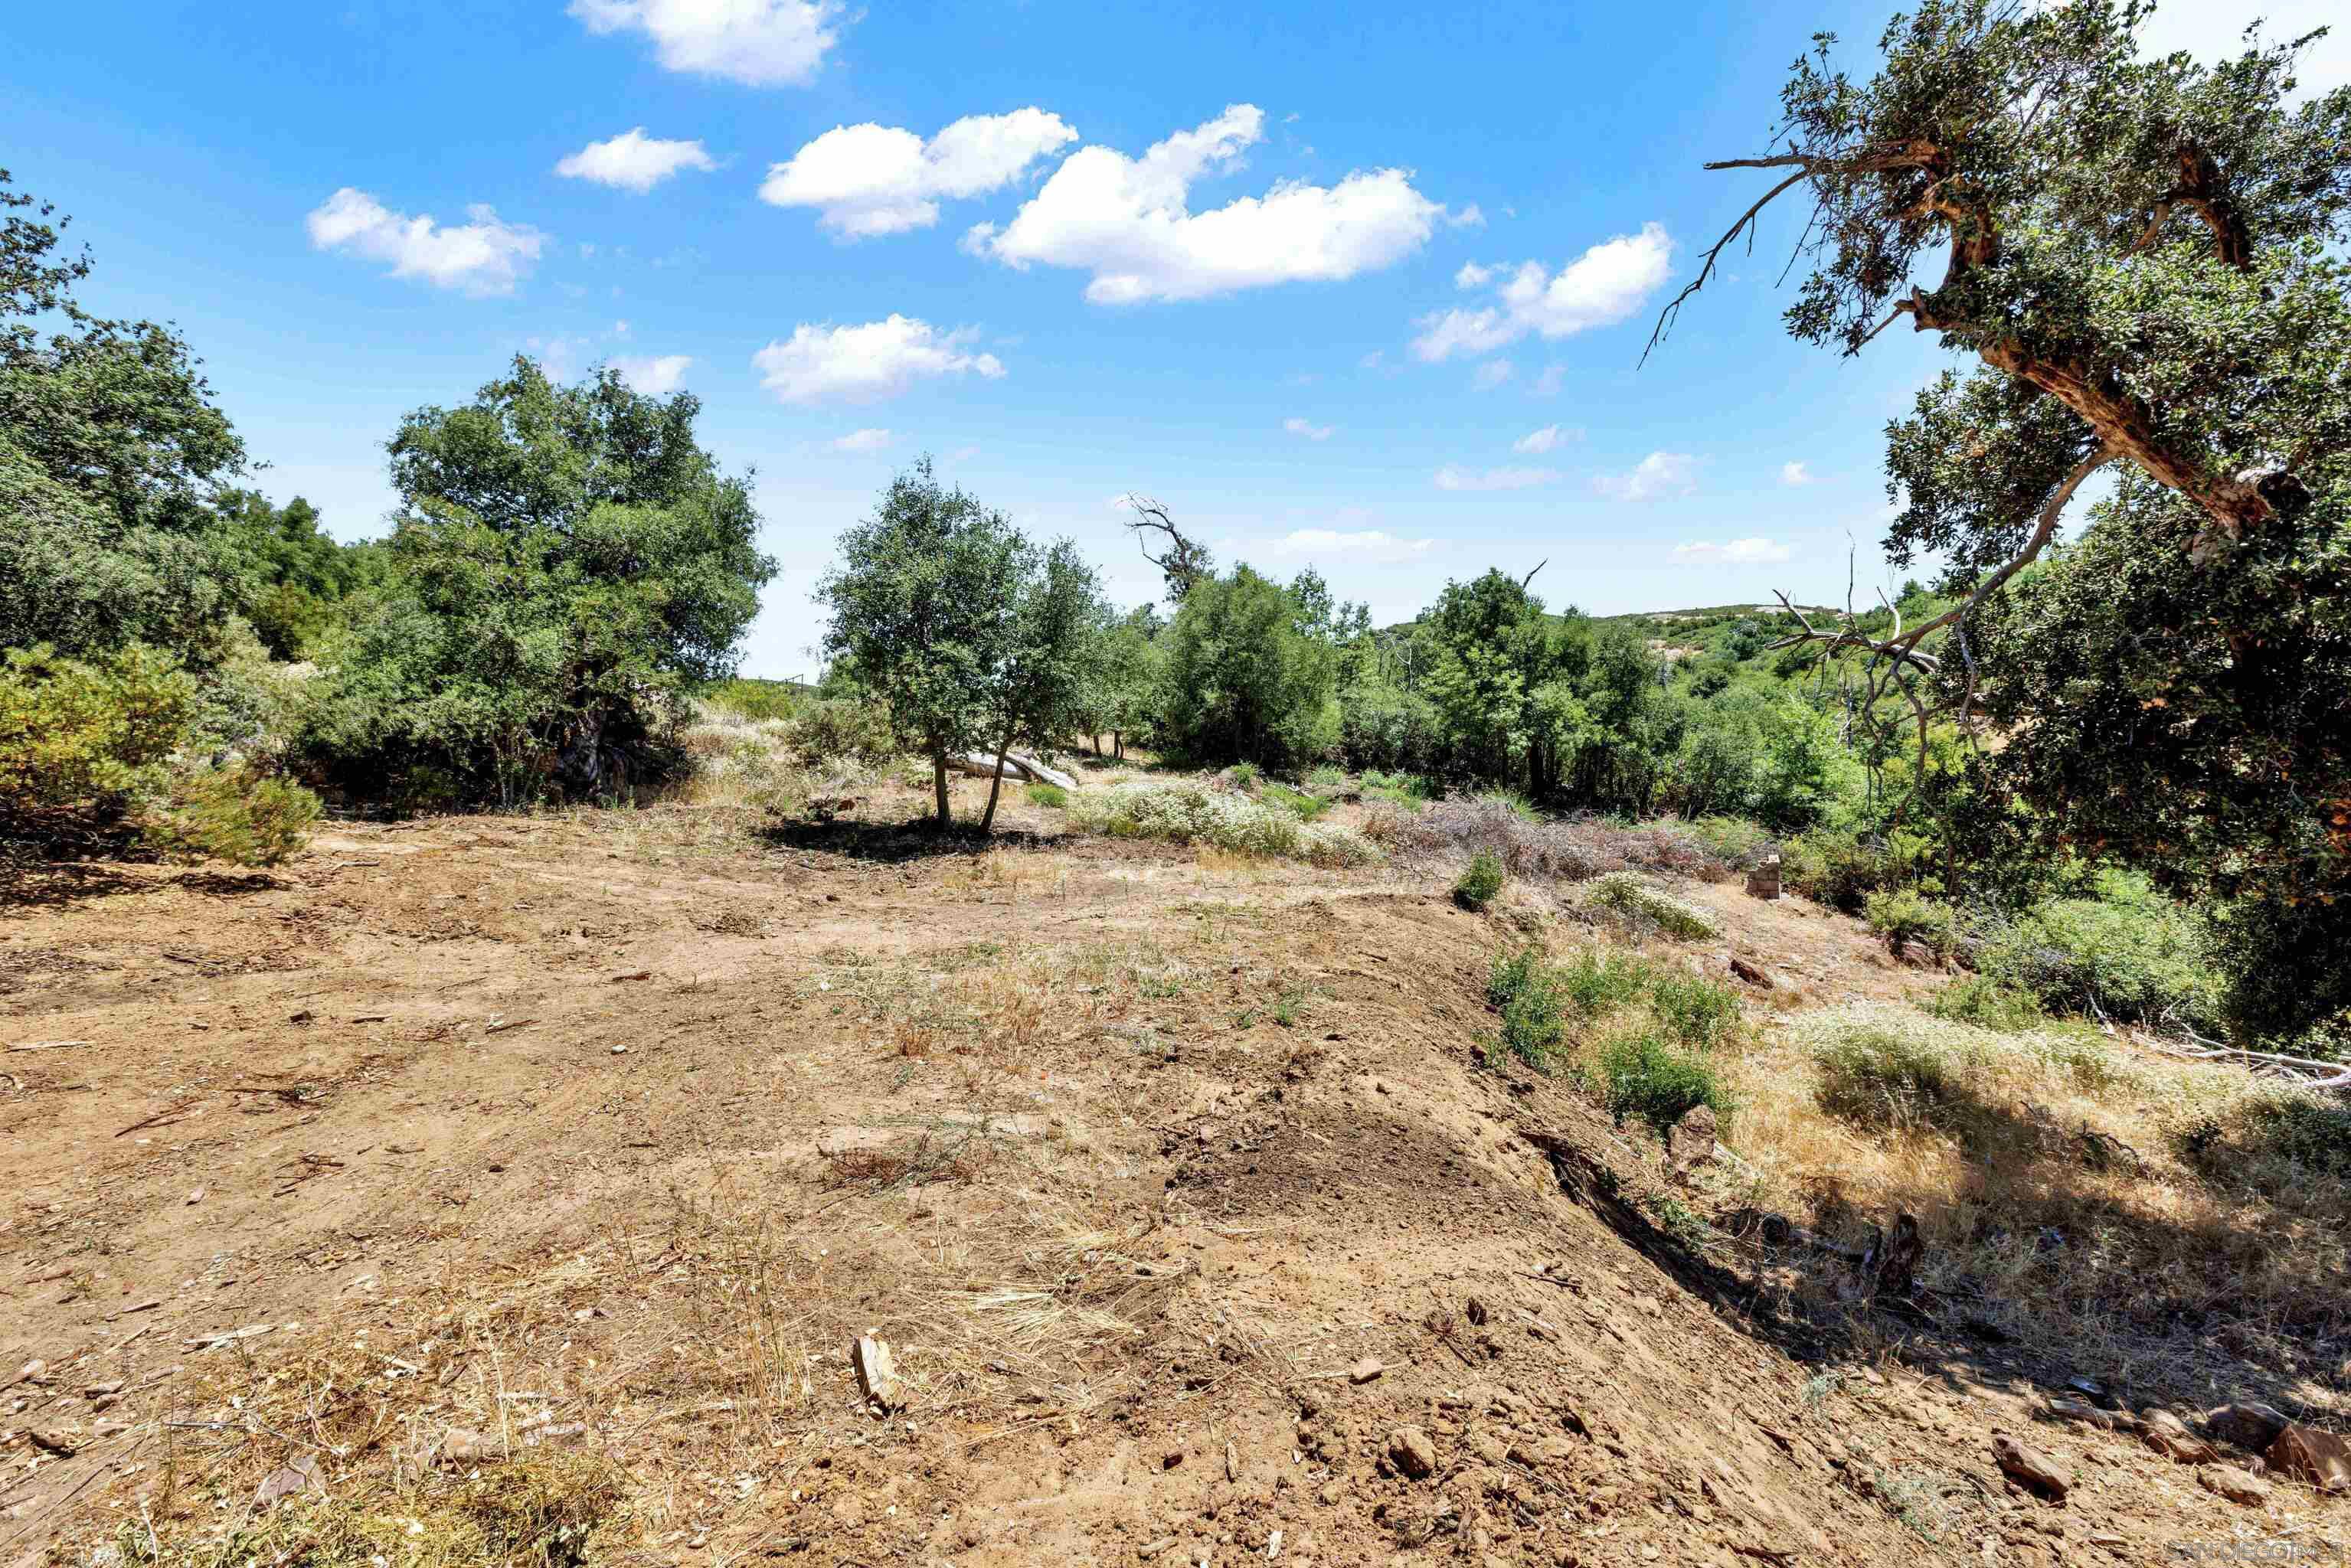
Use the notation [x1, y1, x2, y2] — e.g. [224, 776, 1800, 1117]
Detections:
[4, 793, 2344, 1565]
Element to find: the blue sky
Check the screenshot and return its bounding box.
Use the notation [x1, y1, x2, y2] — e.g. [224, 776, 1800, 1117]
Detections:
[11, 0, 2341, 678]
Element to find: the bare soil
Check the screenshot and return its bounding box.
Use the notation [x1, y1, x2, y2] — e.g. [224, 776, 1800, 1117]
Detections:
[4, 787, 2345, 1565]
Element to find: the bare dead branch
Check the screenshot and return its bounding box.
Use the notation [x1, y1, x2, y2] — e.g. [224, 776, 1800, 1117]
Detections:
[1643, 167, 1811, 364]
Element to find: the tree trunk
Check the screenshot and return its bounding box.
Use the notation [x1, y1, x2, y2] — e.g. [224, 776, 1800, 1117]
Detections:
[979, 727, 1015, 833]
[931, 753, 950, 827]
[1114, 732, 1123, 760]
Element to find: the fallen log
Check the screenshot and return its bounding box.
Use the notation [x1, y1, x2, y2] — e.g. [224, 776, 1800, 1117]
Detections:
[948, 752, 1078, 791]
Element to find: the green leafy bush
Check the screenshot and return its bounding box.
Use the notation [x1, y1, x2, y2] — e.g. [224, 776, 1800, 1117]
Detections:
[1780, 828, 1901, 910]
[1264, 782, 1332, 820]
[1597, 1029, 1732, 1136]
[783, 696, 901, 766]
[1865, 889, 1961, 960]
[1978, 873, 2224, 1031]
[1453, 851, 1506, 911]
[1925, 975, 2046, 1032]
[1557, 949, 1651, 1017]
[151, 765, 323, 867]
[1306, 764, 1350, 792]
[1228, 761, 1262, 790]
[1025, 782, 1068, 809]
[704, 678, 804, 723]
[1486, 946, 1569, 1070]
[0, 643, 195, 816]
[1584, 872, 1720, 939]
[1648, 968, 1742, 1047]
[1361, 769, 1434, 810]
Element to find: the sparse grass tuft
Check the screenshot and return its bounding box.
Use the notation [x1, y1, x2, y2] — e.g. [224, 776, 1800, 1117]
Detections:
[1924, 975, 2045, 1032]
[1025, 781, 1068, 808]
[1065, 781, 1380, 867]
[1453, 851, 1506, 911]
[1865, 888, 1960, 960]
[1263, 781, 1332, 820]
[1812, 1023, 1968, 1133]
[1648, 967, 1742, 1047]
[1486, 946, 1569, 1070]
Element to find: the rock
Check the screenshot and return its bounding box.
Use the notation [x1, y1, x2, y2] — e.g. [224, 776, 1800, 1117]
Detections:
[1728, 954, 1774, 989]
[1666, 1104, 1718, 1176]
[610, 970, 651, 983]
[2205, 1401, 2291, 1452]
[1387, 1426, 1438, 1480]
[2045, 1397, 2112, 1431]
[1991, 1434, 2068, 1499]
[2, 1360, 44, 1392]
[2140, 1408, 2217, 1464]
[28, 1427, 81, 1457]
[1349, 1357, 1384, 1384]
[2267, 1423, 2351, 1493]
[1162, 1448, 1184, 1469]
[2199, 1465, 2271, 1506]
[438, 1427, 508, 1465]
[1225, 1440, 1238, 1481]
[850, 1334, 901, 1413]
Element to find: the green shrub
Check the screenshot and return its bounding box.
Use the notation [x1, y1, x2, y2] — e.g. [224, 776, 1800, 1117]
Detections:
[1812, 1024, 1966, 1132]
[1978, 872, 2224, 1030]
[151, 765, 323, 867]
[1025, 782, 1068, 808]
[1558, 949, 1651, 1017]
[1780, 828, 1901, 910]
[1486, 946, 1570, 1070]
[0, 642, 195, 816]
[1361, 769, 1434, 811]
[704, 678, 803, 723]
[1865, 889, 1961, 959]
[1453, 851, 1506, 911]
[1925, 975, 2046, 1032]
[2241, 1096, 2351, 1178]
[1584, 872, 1721, 939]
[783, 696, 900, 766]
[1597, 1028, 1733, 1136]
[1229, 761, 1262, 790]
[1478, 790, 1540, 823]
[1648, 969, 1742, 1047]
[1306, 764, 1349, 792]
[1264, 782, 1332, 820]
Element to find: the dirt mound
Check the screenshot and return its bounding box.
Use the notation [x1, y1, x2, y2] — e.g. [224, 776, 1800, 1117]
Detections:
[4, 799, 2344, 1563]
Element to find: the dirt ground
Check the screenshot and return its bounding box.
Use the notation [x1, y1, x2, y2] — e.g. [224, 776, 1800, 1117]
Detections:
[5, 786, 2346, 1565]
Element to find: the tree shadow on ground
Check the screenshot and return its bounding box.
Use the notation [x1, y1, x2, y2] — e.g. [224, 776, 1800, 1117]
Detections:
[0, 857, 152, 914]
[755, 815, 1057, 865]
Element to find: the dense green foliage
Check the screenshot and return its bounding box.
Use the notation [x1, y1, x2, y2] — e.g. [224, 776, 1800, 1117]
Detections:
[309, 358, 774, 807]
[1154, 566, 1344, 771]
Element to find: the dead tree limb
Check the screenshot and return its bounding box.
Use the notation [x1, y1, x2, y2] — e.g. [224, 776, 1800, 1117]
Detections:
[1117, 494, 1212, 602]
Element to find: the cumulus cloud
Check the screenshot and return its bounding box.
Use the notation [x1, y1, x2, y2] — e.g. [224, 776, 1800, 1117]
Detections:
[1780, 461, 1815, 486]
[556, 128, 718, 193]
[1673, 537, 1791, 565]
[760, 109, 1079, 237]
[1512, 423, 1580, 455]
[612, 354, 692, 394]
[1530, 363, 1566, 397]
[1594, 451, 1699, 502]
[830, 427, 894, 452]
[966, 104, 1451, 303]
[1453, 261, 1495, 289]
[1266, 528, 1434, 563]
[306, 188, 544, 295]
[1283, 416, 1335, 440]
[750, 315, 1005, 405]
[1434, 465, 1559, 492]
[1411, 222, 1673, 361]
[568, 0, 842, 87]
[1471, 359, 1515, 390]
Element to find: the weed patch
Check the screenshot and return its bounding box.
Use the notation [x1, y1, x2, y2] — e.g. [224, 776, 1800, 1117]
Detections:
[1584, 872, 1720, 939]
[1597, 1027, 1733, 1137]
[1453, 851, 1506, 911]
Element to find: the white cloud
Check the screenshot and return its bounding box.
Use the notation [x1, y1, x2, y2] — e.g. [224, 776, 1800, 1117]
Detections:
[1453, 261, 1495, 289]
[1283, 416, 1335, 440]
[1434, 464, 1559, 492]
[830, 427, 894, 452]
[947, 444, 981, 462]
[1267, 528, 1434, 563]
[1780, 460, 1815, 486]
[1359, 349, 1387, 371]
[1512, 423, 1579, 455]
[1411, 222, 1673, 361]
[1594, 451, 1699, 502]
[556, 128, 717, 193]
[751, 315, 1006, 405]
[1530, 363, 1566, 397]
[1471, 359, 1515, 390]
[760, 109, 1079, 237]
[966, 104, 1451, 303]
[1673, 537, 1791, 565]
[612, 354, 692, 394]
[568, 0, 842, 87]
[306, 188, 544, 295]
[1448, 204, 1486, 229]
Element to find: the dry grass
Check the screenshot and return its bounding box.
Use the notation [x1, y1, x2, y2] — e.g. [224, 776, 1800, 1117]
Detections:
[1715, 1000, 2351, 1393]
[1364, 797, 1726, 884]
